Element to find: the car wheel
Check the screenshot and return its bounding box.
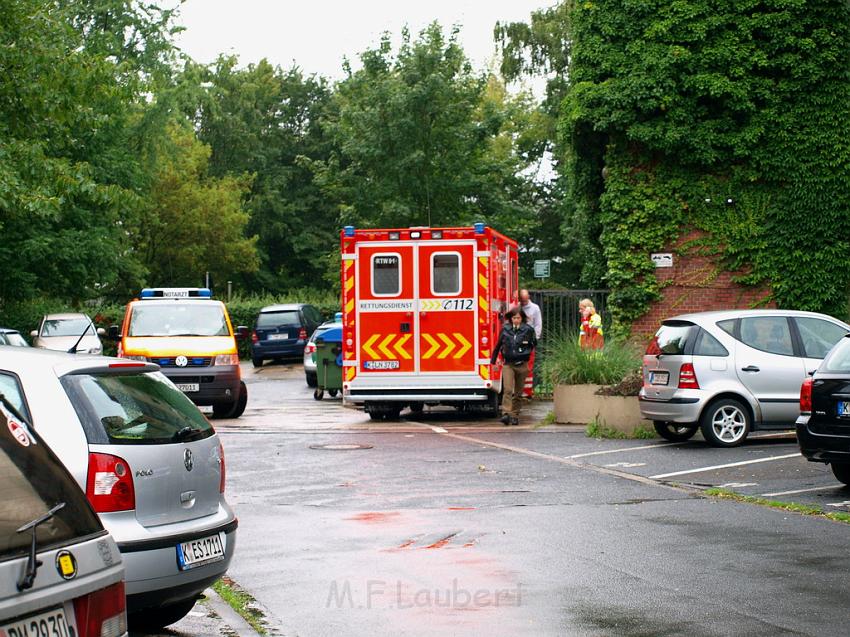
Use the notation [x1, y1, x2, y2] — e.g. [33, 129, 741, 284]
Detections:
[830, 462, 850, 486]
[212, 381, 248, 419]
[306, 371, 317, 388]
[252, 357, 263, 368]
[699, 398, 750, 447]
[653, 421, 698, 442]
[130, 598, 197, 631]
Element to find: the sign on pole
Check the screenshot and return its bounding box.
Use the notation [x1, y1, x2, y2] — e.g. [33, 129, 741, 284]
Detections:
[533, 260, 551, 279]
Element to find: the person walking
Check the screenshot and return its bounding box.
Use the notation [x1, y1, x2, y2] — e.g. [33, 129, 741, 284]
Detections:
[579, 298, 604, 350]
[491, 307, 537, 425]
[519, 289, 542, 339]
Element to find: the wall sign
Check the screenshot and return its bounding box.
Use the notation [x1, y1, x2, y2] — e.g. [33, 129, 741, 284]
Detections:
[651, 253, 673, 268]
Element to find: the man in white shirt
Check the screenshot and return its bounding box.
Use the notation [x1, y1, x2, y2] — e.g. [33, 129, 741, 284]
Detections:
[519, 289, 542, 339]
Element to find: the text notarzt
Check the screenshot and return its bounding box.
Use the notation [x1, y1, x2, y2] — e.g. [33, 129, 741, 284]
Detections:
[326, 579, 522, 610]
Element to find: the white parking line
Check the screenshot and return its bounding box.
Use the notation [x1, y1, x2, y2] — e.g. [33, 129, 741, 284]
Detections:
[761, 485, 840, 497]
[649, 453, 801, 480]
[567, 442, 686, 459]
[430, 426, 448, 434]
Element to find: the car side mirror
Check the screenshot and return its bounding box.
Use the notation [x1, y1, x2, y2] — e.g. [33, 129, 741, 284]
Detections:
[96, 327, 106, 337]
[30, 330, 37, 338]
[235, 326, 250, 340]
[107, 325, 121, 341]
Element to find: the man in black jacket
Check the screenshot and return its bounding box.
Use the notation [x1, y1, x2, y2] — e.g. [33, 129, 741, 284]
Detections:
[491, 307, 538, 425]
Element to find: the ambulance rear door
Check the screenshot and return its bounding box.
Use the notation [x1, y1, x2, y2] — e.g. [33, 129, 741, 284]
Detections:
[417, 242, 477, 375]
[355, 244, 416, 375]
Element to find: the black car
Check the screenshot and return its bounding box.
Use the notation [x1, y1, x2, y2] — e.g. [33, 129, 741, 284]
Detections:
[251, 303, 324, 367]
[797, 333, 850, 485]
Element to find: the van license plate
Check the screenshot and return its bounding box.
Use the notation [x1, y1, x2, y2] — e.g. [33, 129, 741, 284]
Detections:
[838, 401, 850, 417]
[177, 532, 226, 570]
[176, 383, 200, 392]
[1, 604, 77, 637]
[649, 371, 669, 386]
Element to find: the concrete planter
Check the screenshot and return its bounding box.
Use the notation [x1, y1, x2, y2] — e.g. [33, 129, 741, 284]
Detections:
[553, 384, 650, 434]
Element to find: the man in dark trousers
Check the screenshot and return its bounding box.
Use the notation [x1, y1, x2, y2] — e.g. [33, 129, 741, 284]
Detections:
[491, 307, 538, 425]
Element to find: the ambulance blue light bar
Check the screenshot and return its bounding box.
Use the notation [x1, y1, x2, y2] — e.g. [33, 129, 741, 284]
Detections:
[344, 226, 355, 237]
[140, 288, 212, 299]
[474, 222, 485, 234]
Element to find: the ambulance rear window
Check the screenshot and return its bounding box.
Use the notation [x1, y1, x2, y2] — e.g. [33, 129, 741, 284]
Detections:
[432, 253, 460, 295]
[372, 254, 400, 296]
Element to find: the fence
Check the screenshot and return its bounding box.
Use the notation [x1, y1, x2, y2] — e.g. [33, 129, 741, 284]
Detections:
[528, 289, 611, 340]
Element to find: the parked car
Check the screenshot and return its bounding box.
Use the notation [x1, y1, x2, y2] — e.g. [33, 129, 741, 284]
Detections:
[0, 398, 127, 637]
[0, 326, 29, 346]
[0, 346, 237, 629]
[31, 313, 105, 354]
[251, 303, 324, 367]
[640, 310, 850, 447]
[798, 333, 850, 485]
[304, 315, 343, 387]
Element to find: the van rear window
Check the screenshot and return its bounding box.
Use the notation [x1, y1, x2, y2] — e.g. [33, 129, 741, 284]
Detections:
[647, 322, 697, 356]
[61, 372, 214, 445]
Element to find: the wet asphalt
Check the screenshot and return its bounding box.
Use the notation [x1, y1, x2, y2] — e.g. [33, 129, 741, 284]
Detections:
[193, 362, 850, 636]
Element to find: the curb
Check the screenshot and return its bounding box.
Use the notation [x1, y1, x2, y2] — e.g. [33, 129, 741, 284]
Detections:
[203, 587, 263, 637]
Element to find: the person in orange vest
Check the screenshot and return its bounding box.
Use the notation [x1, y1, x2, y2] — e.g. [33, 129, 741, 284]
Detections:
[579, 298, 604, 350]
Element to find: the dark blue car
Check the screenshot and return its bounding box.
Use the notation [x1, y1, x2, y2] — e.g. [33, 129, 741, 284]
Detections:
[251, 304, 324, 367]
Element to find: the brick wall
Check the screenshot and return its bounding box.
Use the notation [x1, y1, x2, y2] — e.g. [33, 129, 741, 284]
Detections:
[630, 230, 774, 337]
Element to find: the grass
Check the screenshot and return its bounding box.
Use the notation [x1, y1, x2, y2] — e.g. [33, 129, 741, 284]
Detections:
[541, 332, 642, 387]
[585, 419, 656, 440]
[212, 577, 268, 635]
[704, 488, 850, 525]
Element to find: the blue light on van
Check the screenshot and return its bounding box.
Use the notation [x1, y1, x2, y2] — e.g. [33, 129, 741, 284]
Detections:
[334, 312, 343, 321]
[473, 222, 485, 234]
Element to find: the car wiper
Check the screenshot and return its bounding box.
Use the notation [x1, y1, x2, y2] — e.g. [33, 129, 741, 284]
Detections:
[173, 426, 201, 442]
[0, 393, 30, 427]
[16, 502, 65, 591]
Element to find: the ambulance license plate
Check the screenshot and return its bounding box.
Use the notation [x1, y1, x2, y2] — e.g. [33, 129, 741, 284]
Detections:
[1, 604, 77, 637]
[176, 383, 200, 392]
[364, 360, 400, 370]
[176, 532, 226, 570]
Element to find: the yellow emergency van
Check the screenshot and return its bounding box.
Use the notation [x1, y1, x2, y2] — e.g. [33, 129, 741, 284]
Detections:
[110, 288, 249, 418]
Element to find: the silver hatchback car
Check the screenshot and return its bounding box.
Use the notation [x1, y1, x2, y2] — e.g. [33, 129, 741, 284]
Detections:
[0, 401, 127, 637]
[640, 310, 850, 446]
[0, 347, 237, 629]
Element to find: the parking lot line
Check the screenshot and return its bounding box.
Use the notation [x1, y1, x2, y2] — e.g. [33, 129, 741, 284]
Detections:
[649, 453, 801, 480]
[761, 485, 840, 497]
[567, 442, 685, 459]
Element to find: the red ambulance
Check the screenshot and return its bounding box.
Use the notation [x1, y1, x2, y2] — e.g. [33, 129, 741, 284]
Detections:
[340, 223, 519, 420]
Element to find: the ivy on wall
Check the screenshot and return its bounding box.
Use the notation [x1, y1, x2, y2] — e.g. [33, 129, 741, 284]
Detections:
[561, 0, 850, 329]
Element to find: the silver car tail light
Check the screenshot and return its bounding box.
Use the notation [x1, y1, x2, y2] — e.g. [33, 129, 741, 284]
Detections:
[73, 581, 127, 637]
[86, 452, 136, 512]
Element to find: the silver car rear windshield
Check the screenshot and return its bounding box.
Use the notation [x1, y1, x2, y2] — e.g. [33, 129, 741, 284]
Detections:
[61, 372, 214, 445]
[1, 417, 103, 559]
[652, 322, 697, 355]
[128, 303, 229, 337]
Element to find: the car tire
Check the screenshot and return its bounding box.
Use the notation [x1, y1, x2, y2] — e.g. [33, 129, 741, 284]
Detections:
[830, 462, 850, 486]
[699, 398, 751, 447]
[252, 357, 263, 368]
[212, 381, 248, 419]
[130, 598, 197, 631]
[653, 421, 698, 442]
[306, 371, 317, 387]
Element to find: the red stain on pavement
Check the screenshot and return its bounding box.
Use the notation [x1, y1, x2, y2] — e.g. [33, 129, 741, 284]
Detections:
[346, 511, 400, 524]
[426, 538, 452, 549]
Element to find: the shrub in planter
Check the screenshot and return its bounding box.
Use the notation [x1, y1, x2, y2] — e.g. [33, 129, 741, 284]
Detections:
[541, 332, 642, 387]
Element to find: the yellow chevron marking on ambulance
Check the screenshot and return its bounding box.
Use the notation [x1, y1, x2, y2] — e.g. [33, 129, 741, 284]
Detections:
[478, 274, 487, 289]
[344, 259, 353, 272]
[479, 365, 490, 380]
[479, 297, 489, 311]
[346, 367, 356, 381]
[437, 333, 456, 359]
[362, 334, 380, 358]
[422, 333, 441, 359]
[345, 299, 354, 314]
[420, 299, 441, 311]
[378, 334, 396, 359]
[453, 333, 471, 359]
[394, 334, 412, 359]
[345, 277, 354, 292]
[479, 256, 488, 267]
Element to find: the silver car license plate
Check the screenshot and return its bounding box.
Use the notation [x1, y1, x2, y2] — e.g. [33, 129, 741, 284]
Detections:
[177, 532, 226, 570]
[1, 603, 77, 637]
[649, 370, 669, 386]
[175, 383, 200, 392]
[838, 401, 850, 417]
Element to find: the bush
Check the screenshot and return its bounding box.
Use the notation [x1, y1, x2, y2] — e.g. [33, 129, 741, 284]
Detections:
[541, 332, 641, 386]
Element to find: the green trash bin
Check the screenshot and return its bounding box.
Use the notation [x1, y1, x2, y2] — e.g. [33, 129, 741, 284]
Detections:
[313, 327, 343, 400]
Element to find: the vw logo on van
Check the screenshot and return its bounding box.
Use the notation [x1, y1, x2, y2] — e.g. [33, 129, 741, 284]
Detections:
[175, 355, 188, 367]
[184, 449, 194, 472]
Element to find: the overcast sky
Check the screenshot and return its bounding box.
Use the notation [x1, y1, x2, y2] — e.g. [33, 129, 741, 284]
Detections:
[173, 0, 555, 85]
